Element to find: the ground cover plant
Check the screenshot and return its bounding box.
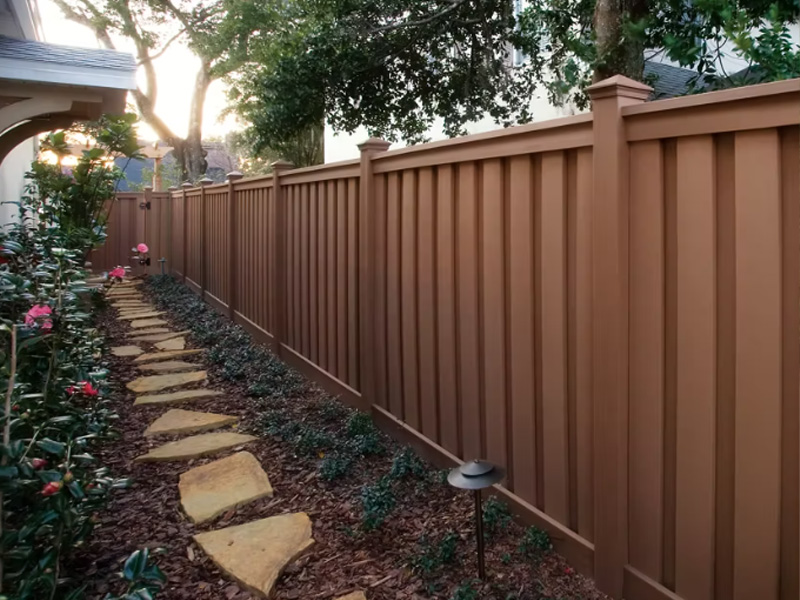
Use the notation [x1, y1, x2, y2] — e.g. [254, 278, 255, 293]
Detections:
[125, 274, 607, 599]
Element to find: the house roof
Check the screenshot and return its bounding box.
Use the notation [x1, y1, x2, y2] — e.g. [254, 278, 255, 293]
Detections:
[0, 34, 136, 90]
[644, 61, 699, 99]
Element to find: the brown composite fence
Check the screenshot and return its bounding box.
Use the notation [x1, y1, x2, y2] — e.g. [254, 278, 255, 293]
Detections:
[106, 76, 800, 600]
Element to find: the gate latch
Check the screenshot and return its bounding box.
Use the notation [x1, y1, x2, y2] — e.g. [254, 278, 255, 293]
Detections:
[139, 201, 152, 210]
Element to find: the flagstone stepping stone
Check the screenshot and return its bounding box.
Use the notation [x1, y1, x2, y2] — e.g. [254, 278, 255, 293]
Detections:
[145, 408, 238, 437]
[135, 349, 203, 363]
[138, 360, 200, 373]
[111, 345, 144, 357]
[126, 370, 207, 393]
[336, 593, 367, 600]
[193, 513, 314, 598]
[134, 431, 256, 462]
[116, 305, 153, 312]
[130, 318, 168, 328]
[134, 389, 223, 406]
[108, 292, 142, 299]
[129, 330, 189, 342]
[119, 311, 165, 321]
[155, 337, 186, 350]
[127, 328, 171, 338]
[179, 451, 271, 523]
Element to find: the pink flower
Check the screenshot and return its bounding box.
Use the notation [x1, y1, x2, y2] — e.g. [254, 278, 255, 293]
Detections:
[32, 458, 47, 470]
[81, 382, 99, 397]
[136, 243, 149, 254]
[41, 481, 62, 496]
[109, 267, 125, 280]
[25, 305, 53, 331]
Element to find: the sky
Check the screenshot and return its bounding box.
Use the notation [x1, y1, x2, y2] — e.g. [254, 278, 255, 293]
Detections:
[38, 0, 235, 142]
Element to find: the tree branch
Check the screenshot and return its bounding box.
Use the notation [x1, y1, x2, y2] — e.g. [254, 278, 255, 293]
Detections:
[370, 0, 470, 34]
[138, 27, 186, 65]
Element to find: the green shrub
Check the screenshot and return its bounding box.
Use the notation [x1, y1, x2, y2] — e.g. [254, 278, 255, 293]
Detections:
[0, 115, 139, 598]
[518, 525, 553, 557]
[410, 530, 460, 575]
[482, 496, 511, 536]
[319, 453, 354, 481]
[390, 447, 429, 480]
[104, 548, 167, 599]
[360, 475, 396, 531]
[450, 581, 479, 600]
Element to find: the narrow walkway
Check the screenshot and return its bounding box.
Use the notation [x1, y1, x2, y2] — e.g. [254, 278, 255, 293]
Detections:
[108, 281, 363, 599]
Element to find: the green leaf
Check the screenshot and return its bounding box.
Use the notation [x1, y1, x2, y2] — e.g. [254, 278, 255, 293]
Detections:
[123, 548, 149, 581]
[36, 438, 66, 456]
[0, 466, 18, 479]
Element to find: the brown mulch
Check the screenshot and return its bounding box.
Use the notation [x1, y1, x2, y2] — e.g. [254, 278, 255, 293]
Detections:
[71, 287, 608, 600]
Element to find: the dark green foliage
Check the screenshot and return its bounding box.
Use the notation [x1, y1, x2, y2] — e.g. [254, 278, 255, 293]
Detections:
[342, 411, 385, 457]
[390, 447, 429, 480]
[450, 580, 480, 600]
[483, 497, 512, 536]
[410, 530, 460, 575]
[226, 0, 799, 151]
[360, 475, 397, 530]
[104, 548, 167, 599]
[319, 453, 354, 481]
[318, 397, 347, 422]
[146, 275, 308, 401]
[518, 525, 553, 557]
[296, 426, 334, 456]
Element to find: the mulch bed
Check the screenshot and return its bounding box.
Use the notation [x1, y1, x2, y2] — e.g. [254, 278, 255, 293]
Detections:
[72, 280, 608, 600]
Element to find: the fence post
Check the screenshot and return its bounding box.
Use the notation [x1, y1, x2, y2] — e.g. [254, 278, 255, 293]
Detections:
[587, 75, 652, 598]
[143, 186, 153, 275]
[270, 161, 293, 356]
[167, 186, 178, 275]
[181, 181, 192, 284]
[199, 177, 213, 299]
[357, 138, 390, 411]
[226, 171, 243, 320]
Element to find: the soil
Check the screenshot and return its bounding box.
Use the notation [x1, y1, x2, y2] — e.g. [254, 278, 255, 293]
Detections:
[71, 282, 609, 600]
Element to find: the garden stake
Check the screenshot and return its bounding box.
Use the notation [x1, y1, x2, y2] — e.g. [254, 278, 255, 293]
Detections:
[158, 257, 166, 274]
[447, 459, 505, 580]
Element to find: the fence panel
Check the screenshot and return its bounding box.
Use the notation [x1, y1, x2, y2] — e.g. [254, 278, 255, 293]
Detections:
[203, 187, 230, 308]
[91, 193, 144, 272]
[234, 181, 274, 341]
[370, 120, 596, 549]
[624, 83, 800, 600]
[184, 190, 202, 291]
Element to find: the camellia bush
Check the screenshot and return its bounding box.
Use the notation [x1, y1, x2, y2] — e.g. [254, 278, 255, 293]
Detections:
[0, 116, 163, 599]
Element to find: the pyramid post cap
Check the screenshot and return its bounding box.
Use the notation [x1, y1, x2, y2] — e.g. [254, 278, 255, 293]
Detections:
[226, 171, 244, 181]
[271, 160, 294, 171]
[358, 138, 391, 152]
[588, 74, 653, 100]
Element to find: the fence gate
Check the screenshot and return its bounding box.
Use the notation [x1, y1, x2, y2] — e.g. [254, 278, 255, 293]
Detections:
[89, 192, 146, 273]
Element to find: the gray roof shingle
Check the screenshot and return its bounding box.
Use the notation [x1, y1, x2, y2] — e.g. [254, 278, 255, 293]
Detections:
[644, 61, 698, 99]
[0, 35, 135, 73]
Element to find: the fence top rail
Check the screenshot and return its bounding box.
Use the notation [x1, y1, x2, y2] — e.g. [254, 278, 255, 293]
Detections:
[623, 77, 800, 141]
[372, 112, 593, 173]
[622, 76, 800, 117]
[281, 158, 360, 185]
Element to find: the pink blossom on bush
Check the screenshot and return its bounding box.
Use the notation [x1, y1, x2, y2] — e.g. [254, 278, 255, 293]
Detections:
[136, 243, 149, 254]
[41, 481, 62, 496]
[109, 267, 125, 280]
[25, 304, 53, 331]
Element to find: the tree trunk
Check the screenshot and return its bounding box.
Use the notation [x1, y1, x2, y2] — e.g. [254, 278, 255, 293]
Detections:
[180, 61, 212, 182]
[592, 0, 649, 82]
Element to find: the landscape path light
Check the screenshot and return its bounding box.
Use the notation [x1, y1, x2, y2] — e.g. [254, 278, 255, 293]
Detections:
[447, 459, 506, 580]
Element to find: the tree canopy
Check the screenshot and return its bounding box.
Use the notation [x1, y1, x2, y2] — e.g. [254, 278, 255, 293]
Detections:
[225, 0, 800, 151]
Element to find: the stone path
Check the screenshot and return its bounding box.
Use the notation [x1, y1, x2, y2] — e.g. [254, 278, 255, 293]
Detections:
[108, 280, 327, 599]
